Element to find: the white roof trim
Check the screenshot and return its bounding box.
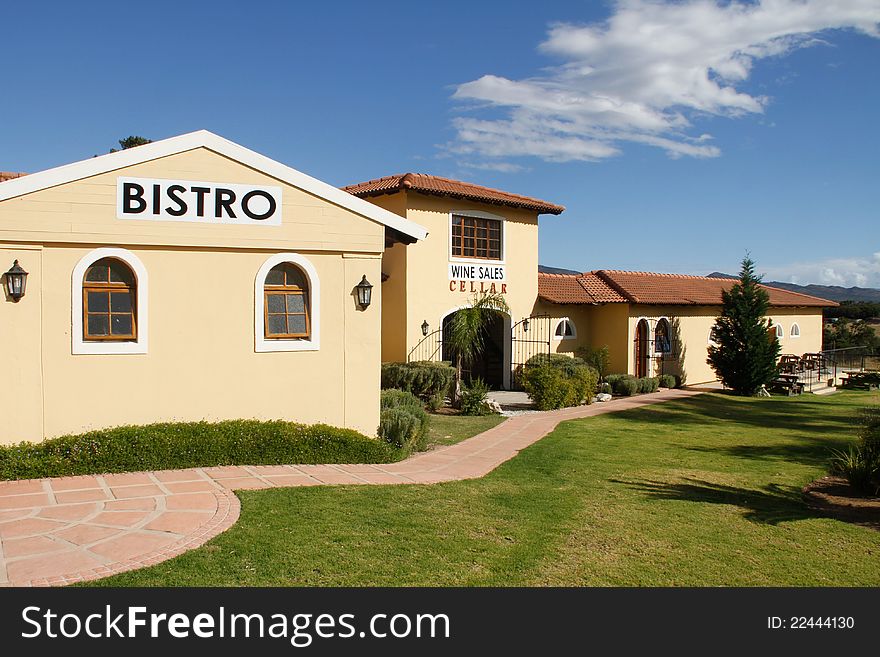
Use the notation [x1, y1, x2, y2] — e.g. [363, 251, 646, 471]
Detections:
[0, 130, 428, 241]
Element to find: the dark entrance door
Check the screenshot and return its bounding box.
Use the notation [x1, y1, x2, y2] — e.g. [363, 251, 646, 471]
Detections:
[442, 310, 506, 389]
[635, 319, 649, 378]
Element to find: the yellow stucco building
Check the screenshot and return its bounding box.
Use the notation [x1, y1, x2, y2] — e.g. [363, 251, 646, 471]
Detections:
[345, 172, 833, 390]
[0, 131, 426, 445]
[1, 131, 835, 445]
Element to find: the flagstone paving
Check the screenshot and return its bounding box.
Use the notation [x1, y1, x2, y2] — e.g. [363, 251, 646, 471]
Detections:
[0, 388, 700, 586]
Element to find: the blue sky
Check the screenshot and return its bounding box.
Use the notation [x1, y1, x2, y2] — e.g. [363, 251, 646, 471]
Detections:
[2, 1, 879, 286]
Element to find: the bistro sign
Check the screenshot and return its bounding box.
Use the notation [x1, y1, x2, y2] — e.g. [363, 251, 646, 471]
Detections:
[117, 177, 282, 225]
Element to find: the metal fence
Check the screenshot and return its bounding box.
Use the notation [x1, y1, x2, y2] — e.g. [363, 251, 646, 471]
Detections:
[777, 346, 877, 392]
[510, 314, 551, 390]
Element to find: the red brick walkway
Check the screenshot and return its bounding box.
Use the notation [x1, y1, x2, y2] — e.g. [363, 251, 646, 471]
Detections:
[0, 388, 700, 586]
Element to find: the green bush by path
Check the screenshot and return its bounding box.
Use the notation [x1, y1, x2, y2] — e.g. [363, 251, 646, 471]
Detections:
[0, 420, 399, 481]
[658, 374, 676, 389]
[381, 362, 454, 403]
[522, 360, 598, 410]
[459, 378, 496, 416]
[377, 389, 430, 453]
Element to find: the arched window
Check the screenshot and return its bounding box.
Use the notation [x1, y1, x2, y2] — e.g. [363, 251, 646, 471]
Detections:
[264, 263, 310, 339]
[255, 253, 320, 352]
[790, 323, 800, 338]
[654, 318, 671, 353]
[775, 324, 784, 339]
[554, 318, 576, 340]
[83, 258, 137, 341]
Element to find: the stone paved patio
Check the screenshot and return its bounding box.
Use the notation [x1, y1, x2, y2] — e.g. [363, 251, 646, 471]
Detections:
[0, 388, 700, 586]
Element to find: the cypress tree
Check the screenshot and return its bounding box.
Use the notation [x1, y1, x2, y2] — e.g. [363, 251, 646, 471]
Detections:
[707, 257, 781, 395]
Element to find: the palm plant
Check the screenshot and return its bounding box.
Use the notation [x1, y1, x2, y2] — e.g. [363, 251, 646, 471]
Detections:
[445, 292, 510, 405]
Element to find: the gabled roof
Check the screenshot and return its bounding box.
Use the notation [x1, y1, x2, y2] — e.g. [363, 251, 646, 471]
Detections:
[0, 131, 428, 242]
[538, 270, 837, 307]
[343, 172, 565, 215]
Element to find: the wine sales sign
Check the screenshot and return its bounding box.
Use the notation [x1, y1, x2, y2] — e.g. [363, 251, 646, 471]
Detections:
[117, 177, 283, 225]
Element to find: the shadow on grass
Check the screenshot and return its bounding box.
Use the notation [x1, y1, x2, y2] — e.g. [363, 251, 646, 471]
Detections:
[613, 477, 822, 526]
[685, 435, 851, 468]
[608, 393, 857, 437]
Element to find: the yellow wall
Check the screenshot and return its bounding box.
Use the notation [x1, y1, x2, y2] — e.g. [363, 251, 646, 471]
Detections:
[367, 191, 545, 369]
[623, 305, 825, 385]
[0, 148, 387, 444]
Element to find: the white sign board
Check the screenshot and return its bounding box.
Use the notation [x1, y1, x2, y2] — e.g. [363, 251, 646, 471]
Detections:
[117, 177, 282, 225]
[448, 263, 506, 282]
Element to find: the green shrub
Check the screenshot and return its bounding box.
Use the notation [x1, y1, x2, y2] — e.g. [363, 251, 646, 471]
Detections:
[637, 377, 659, 393]
[658, 374, 676, 389]
[381, 361, 455, 403]
[459, 378, 496, 416]
[378, 389, 430, 453]
[598, 382, 612, 395]
[605, 373, 628, 387]
[828, 406, 880, 496]
[612, 376, 639, 396]
[525, 353, 589, 378]
[522, 365, 569, 410]
[380, 388, 424, 412]
[0, 420, 398, 481]
[522, 361, 598, 410]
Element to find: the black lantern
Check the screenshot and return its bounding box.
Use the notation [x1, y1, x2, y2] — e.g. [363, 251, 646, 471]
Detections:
[4, 260, 28, 301]
[522, 317, 530, 333]
[355, 275, 373, 309]
[421, 320, 429, 336]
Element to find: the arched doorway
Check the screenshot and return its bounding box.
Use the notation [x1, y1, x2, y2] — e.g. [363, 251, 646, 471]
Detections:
[442, 309, 509, 389]
[635, 319, 649, 378]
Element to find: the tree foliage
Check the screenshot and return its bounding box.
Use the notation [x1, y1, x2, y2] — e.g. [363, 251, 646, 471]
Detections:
[707, 257, 781, 395]
[823, 318, 880, 351]
[110, 136, 152, 153]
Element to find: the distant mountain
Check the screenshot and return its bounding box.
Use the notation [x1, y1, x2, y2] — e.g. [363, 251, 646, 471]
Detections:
[539, 265, 582, 275]
[707, 272, 880, 303]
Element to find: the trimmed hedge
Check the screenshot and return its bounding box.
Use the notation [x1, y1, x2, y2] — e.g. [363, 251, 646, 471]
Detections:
[658, 374, 677, 389]
[377, 389, 430, 453]
[0, 420, 398, 481]
[381, 361, 454, 405]
[522, 357, 599, 410]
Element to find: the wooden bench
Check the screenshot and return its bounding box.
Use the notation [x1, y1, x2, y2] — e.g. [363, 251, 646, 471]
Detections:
[769, 374, 804, 396]
[839, 372, 880, 390]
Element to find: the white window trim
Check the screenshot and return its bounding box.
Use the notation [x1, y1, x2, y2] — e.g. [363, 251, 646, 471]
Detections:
[553, 317, 577, 341]
[775, 323, 784, 339]
[72, 247, 149, 355]
[790, 323, 801, 338]
[255, 253, 320, 352]
[448, 209, 507, 265]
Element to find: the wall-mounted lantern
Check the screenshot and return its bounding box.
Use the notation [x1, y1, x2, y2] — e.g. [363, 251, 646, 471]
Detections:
[522, 317, 530, 333]
[4, 260, 28, 302]
[421, 320, 429, 336]
[355, 275, 373, 310]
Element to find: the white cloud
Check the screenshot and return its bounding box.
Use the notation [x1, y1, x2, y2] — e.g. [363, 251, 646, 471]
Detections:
[449, 1, 880, 163]
[763, 252, 880, 288]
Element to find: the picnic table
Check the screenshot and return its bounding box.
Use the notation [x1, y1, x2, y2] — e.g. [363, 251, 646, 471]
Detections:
[770, 373, 804, 396]
[840, 371, 880, 390]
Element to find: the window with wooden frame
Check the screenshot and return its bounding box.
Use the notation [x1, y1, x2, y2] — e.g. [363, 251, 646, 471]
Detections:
[264, 263, 310, 339]
[82, 258, 137, 341]
[451, 214, 502, 260]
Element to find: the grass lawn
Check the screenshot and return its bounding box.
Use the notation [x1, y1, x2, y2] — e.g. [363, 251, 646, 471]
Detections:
[426, 413, 506, 448]
[90, 391, 880, 586]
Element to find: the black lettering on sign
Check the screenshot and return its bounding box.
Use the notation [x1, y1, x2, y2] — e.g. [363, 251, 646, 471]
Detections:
[152, 184, 161, 215]
[191, 187, 211, 217]
[241, 189, 277, 221]
[122, 183, 147, 214]
[215, 188, 237, 219]
[165, 185, 187, 216]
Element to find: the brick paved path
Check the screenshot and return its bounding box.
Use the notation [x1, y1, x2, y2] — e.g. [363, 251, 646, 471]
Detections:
[0, 389, 700, 586]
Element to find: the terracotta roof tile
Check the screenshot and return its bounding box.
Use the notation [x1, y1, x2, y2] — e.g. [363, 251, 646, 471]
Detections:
[0, 171, 27, 183]
[343, 173, 565, 215]
[538, 270, 836, 307]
